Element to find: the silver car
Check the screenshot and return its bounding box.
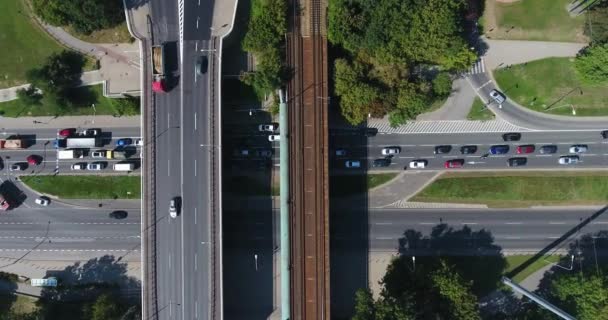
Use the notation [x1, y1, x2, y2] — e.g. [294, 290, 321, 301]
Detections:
[169, 199, 178, 218]
[558, 156, 579, 165]
[569, 145, 588, 154]
[381, 147, 401, 156]
[489, 89, 506, 104]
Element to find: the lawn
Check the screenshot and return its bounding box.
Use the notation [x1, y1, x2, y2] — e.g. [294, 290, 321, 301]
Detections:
[21, 176, 140, 199]
[467, 97, 495, 120]
[505, 254, 562, 283]
[331, 173, 399, 197]
[494, 57, 608, 116]
[10, 295, 38, 315]
[483, 0, 587, 42]
[0, 0, 64, 89]
[411, 171, 608, 207]
[0, 85, 120, 117]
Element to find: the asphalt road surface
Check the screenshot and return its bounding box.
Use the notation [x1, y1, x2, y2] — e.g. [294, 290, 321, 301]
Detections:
[329, 130, 608, 171]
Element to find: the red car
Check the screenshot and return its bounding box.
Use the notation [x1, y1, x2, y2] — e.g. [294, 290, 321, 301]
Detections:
[516, 145, 535, 154]
[58, 128, 75, 137]
[444, 159, 465, 168]
[26, 155, 42, 165]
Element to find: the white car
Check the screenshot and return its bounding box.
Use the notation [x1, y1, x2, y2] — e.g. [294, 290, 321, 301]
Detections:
[9, 163, 24, 171]
[259, 124, 277, 132]
[489, 89, 506, 104]
[81, 128, 100, 136]
[335, 149, 347, 156]
[569, 145, 588, 154]
[268, 134, 280, 142]
[91, 150, 106, 158]
[381, 147, 401, 156]
[169, 199, 178, 218]
[35, 197, 50, 206]
[345, 160, 361, 168]
[71, 163, 86, 170]
[409, 160, 427, 169]
[87, 163, 103, 171]
[135, 139, 143, 146]
[559, 156, 580, 165]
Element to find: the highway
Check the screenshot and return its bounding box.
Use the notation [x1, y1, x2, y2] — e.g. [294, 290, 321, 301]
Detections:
[329, 130, 608, 171]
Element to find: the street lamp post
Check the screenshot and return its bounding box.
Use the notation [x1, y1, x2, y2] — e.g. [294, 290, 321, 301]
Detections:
[91, 104, 96, 124]
[254, 254, 258, 271]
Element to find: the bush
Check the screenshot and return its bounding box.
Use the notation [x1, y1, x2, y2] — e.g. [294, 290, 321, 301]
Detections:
[31, 0, 124, 34]
[110, 97, 140, 116]
[574, 44, 608, 84]
[432, 72, 453, 96]
[585, 2, 608, 43]
[16, 85, 43, 106]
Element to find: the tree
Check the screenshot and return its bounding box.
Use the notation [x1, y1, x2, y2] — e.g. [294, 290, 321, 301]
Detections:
[26, 50, 85, 94]
[545, 272, 608, 320]
[585, 1, 608, 43]
[430, 261, 481, 320]
[352, 289, 375, 320]
[16, 85, 42, 106]
[334, 58, 384, 125]
[89, 293, 124, 320]
[31, 0, 124, 34]
[432, 72, 452, 96]
[574, 44, 608, 84]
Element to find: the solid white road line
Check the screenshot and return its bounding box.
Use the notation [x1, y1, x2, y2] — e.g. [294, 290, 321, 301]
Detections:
[194, 253, 198, 270]
[194, 112, 197, 130]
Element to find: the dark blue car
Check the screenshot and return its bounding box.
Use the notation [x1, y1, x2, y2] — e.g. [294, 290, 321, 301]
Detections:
[116, 138, 132, 147]
[489, 145, 509, 155]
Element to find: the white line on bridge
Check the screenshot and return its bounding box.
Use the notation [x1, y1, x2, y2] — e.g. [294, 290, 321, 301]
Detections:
[194, 160, 197, 176]
[194, 112, 197, 130]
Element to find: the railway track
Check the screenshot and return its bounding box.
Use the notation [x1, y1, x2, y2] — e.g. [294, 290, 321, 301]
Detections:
[287, 0, 329, 318]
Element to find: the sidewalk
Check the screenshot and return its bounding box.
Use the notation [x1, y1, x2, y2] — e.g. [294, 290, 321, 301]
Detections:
[0, 115, 140, 129]
[368, 171, 440, 208]
[416, 78, 477, 121]
[0, 71, 103, 103]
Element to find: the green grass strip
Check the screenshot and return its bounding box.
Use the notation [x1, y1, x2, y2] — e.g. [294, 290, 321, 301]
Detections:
[22, 175, 140, 199]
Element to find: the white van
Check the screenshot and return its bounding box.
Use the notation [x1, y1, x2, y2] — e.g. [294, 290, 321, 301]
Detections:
[58, 149, 83, 159]
[113, 162, 134, 171]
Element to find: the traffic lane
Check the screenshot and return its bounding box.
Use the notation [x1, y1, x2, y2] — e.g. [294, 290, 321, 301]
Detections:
[183, 0, 213, 40]
[0, 207, 141, 223]
[331, 130, 607, 148]
[0, 128, 141, 141]
[333, 151, 608, 171]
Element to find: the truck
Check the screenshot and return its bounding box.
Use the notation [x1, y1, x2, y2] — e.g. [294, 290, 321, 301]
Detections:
[0, 138, 24, 149]
[113, 162, 134, 171]
[107, 150, 128, 160]
[0, 195, 9, 210]
[152, 44, 167, 93]
[66, 137, 101, 148]
[58, 149, 83, 159]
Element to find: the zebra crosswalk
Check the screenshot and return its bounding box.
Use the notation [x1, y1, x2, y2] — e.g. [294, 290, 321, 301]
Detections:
[367, 119, 527, 134]
[466, 57, 485, 75]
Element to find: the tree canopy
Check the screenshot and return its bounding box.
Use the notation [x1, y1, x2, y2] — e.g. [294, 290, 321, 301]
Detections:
[328, 0, 476, 126]
[31, 0, 124, 34]
[574, 43, 608, 84]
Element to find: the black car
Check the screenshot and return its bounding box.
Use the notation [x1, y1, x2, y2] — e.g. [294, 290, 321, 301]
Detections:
[372, 158, 391, 167]
[434, 145, 452, 154]
[109, 210, 128, 219]
[362, 128, 378, 137]
[539, 145, 558, 154]
[507, 157, 527, 167]
[195, 55, 209, 75]
[502, 132, 521, 141]
[460, 145, 477, 154]
[602, 130, 608, 139]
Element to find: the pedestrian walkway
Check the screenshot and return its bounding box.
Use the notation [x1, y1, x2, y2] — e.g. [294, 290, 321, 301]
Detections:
[368, 119, 526, 134]
[416, 78, 477, 121]
[0, 71, 103, 103]
[368, 171, 439, 208]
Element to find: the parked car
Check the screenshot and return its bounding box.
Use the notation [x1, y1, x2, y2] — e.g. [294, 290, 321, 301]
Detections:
[71, 163, 86, 170]
[409, 160, 427, 169]
[35, 197, 50, 206]
[195, 55, 208, 75]
[602, 130, 608, 139]
[53, 139, 66, 149]
[516, 145, 535, 154]
[489, 145, 510, 155]
[109, 210, 128, 219]
[444, 159, 465, 168]
[9, 163, 26, 171]
[258, 124, 277, 132]
[507, 157, 527, 167]
[362, 128, 378, 137]
[234, 149, 250, 157]
[434, 145, 452, 154]
[268, 135, 280, 142]
[372, 158, 391, 167]
[335, 149, 347, 156]
[489, 89, 506, 104]
[539, 145, 558, 154]
[135, 139, 144, 146]
[116, 138, 132, 147]
[559, 155, 580, 165]
[26, 155, 42, 165]
[91, 150, 106, 158]
[381, 147, 400, 156]
[256, 149, 273, 158]
[345, 160, 361, 168]
[87, 162, 105, 171]
[58, 128, 75, 137]
[569, 145, 588, 154]
[81, 128, 100, 136]
[502, 133, 521, 141]
[169, 198, 178, 218]
[460, 145, 477, 154]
